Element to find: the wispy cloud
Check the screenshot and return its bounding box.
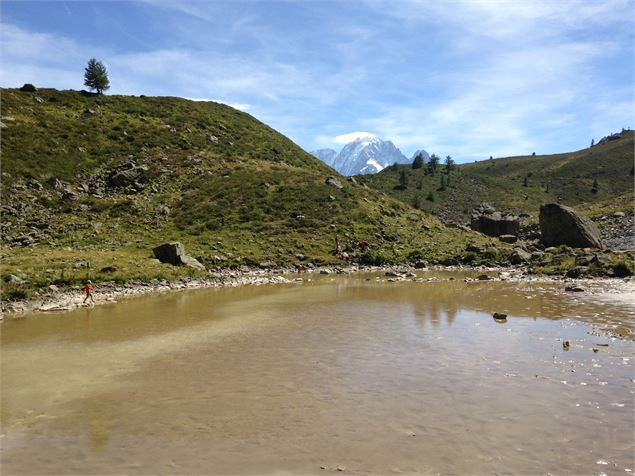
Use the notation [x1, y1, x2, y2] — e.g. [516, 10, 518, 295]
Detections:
[1, 0, 632, 162]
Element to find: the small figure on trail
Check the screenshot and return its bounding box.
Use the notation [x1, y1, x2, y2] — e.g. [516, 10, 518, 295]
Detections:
[294, 263, 306, 273]
[335, 234, 341, 254]
[83, 280, 95, 306]
[358, 240, 370, 252]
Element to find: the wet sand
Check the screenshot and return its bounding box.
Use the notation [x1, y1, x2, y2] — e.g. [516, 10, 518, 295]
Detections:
[1, 273, 634, 474]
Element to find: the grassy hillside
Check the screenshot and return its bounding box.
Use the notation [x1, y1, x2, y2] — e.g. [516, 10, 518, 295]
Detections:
[358, 131, 634, 222]
[1, 88, 503, 300]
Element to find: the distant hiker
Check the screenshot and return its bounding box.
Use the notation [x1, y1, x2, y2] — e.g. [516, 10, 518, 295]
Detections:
[358, 240, 369, 252]
[294, 263, 306, 273]
[83, 280, 95, 305]
[335, 234, 341, 254]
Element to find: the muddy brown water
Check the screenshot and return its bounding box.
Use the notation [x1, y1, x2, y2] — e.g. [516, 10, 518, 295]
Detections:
[1, 272, 634, 475]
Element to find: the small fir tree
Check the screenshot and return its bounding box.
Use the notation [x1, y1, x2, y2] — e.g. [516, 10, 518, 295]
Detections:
[444, 155, 455, 173]
[429, 154, 439, 175]
[426, 191, 435, 202]
[523, 176, 529, 187]
[591, 178, 598, 193]
[439, 175, 446, 191]
[590, 138, 595, 148]
[399, 169, 408, 189]
[412, 153, 424, 169]
[84, 58, 110, 94]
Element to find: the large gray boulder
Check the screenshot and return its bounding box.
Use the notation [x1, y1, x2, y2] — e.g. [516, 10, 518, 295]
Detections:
[539, 203, 603, 249]
[153, 242, 205, 270]
[470, 204, 519, 237]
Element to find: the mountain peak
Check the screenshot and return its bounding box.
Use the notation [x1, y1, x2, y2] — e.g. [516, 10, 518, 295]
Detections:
[320, 137, 410, 176]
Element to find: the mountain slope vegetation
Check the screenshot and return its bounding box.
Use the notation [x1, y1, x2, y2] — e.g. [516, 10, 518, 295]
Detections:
[1, 88, 502, 300]
[358, 131, 634, 222]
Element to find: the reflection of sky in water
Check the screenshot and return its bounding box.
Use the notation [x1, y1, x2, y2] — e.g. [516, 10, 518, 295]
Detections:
[2, 273, 634, 475]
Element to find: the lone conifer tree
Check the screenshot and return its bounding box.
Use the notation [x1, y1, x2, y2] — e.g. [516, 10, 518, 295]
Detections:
[412, 153, 424, 169]
[84, 58, 110, 94]
[399, 169, 408, 189]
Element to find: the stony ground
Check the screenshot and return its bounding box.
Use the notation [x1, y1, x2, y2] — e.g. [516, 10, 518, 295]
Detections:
[593, 210, 635, 252]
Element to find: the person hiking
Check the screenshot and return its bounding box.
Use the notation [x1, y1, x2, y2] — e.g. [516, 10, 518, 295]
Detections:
[83, 280, 95, 306]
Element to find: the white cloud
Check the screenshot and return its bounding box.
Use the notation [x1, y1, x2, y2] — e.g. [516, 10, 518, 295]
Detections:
[333, 131, 376, 144]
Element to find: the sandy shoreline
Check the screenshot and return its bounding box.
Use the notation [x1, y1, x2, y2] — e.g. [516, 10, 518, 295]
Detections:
[1, 263, 631, 318]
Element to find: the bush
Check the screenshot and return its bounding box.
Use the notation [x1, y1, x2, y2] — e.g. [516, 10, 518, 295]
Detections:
[407, 250, 425, 261]
[613, 260, 633, 277]
[359, 250, 390, 266]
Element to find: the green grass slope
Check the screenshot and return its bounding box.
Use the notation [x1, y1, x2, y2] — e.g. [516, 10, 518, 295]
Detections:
[358, 131, 634, 222]
[1, 88, 503, 300]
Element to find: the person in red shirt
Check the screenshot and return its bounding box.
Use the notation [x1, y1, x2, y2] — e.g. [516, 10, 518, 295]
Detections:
[83, 280, 95, 305]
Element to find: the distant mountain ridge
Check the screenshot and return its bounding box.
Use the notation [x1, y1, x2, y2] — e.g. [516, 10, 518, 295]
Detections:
[311, 137, 428, 176]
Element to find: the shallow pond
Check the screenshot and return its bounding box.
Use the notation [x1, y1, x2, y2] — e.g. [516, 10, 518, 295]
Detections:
[1, 272, 634, 475]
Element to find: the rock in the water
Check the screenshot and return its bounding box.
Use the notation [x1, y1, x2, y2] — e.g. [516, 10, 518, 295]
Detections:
[493, 312, 507, 321]
[539, 203, 603, 249]
[152, 242, 205, 270]
[565, 285, 585, 292]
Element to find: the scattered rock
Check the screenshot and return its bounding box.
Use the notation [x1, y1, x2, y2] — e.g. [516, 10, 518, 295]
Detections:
[152, 242, 205, 270]
[565, 266, 589, 278]
[108, 164, 149, 189]
[499, 234, 518, 244]
[207, 134, 219, 142]
[258, 261, 277, 269]
[508, 248, 531, 265]
[4, 274, 25, 284]
[477, 274, 491, 281]
[493, 312, 507, 321]
[539, 203, 603, 249]
[325, 176, 343, 189]
[100, 266, 117, 273]
[48, 284, 60, 292]
[563, 340, 570, 351]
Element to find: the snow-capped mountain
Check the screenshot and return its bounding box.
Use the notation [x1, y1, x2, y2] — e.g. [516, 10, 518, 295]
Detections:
[311, 137, 411, 175]
[411, 149, 430, 163]
[311, 148, 337, 167]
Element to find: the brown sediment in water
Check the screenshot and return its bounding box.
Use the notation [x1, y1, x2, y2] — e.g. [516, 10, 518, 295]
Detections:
[1, 273, 634, 474]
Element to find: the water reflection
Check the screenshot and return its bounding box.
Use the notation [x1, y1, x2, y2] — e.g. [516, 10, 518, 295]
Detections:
[1, 272, 633, 475]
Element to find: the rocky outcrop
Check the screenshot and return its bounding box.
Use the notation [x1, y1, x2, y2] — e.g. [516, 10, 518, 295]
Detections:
[107, 162, 149, 190]
[152, 242, 205, 270]
[325, 176, 343, 189]
[539, 203, 603, 249]
[19, 83, 37, 92]
[470, 204, 519, 237]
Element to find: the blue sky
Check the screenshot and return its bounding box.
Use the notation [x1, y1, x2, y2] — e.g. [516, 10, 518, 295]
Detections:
[1, 0, 633, 162]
